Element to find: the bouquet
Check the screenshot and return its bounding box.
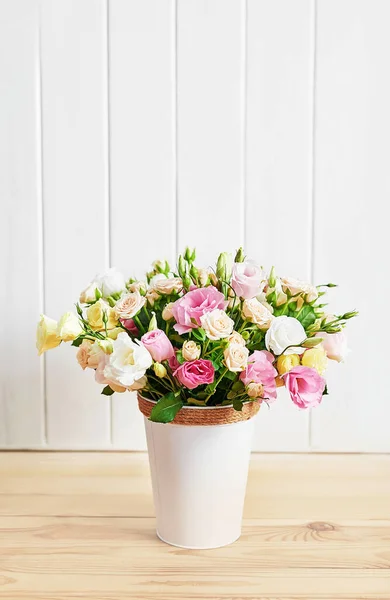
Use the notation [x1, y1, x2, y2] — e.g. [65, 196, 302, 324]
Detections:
[36, 248, 357, 423]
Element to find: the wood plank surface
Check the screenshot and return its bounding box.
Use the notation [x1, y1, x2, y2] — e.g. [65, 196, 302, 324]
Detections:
[0, 453, 389, 598]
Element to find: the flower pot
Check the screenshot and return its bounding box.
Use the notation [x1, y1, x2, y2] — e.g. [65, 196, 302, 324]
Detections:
[138, 396, 259, 549]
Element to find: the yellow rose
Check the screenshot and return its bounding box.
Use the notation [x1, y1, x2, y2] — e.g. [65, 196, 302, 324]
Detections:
[87, 300, 117, 330]
[57, 312, 83, 342]
[36, 314, 61, 355]
[301, 346, 328, 375]
[154, 362, 167, 378]
[107, 327, 123, 340]
[276, 353, 300, 375]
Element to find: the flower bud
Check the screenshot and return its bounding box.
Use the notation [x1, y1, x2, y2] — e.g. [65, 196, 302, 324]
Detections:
[153, 362, 167, 378]
[148, 312, 158, 331]
[302, 337, 323, 348]
[190, 264, 199, 284]
[247, 382, 263, 398]
[216, 252, 233, 282]
[162, 302, 174, 321]
[268, 266, 276, 288]
[234, 247, 245, 263]
[184, 247, 195, 263]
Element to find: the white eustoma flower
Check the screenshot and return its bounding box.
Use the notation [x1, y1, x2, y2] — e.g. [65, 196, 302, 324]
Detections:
[265, 316, 306, 355]
[103, 332, 152, 388]
[200, 309, 234, 341]
[57, 311, 83, 342]
[94, 268, 127, 298]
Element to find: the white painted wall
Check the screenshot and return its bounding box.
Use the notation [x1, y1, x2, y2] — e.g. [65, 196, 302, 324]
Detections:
[0, 0, 388, 451]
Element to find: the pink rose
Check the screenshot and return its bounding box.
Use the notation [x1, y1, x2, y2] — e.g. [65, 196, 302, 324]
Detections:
[120, 318, 139, 336]
[283, 366, 325, 409]
[240, 350, 278, 401]
[317, 330, 348, 362]
[231, 260, 266, 299]
[173, 359, 215, 389]
[171, 286, 227, 334]
[141, 329, 174, 362]
[168, 352, 180, 371]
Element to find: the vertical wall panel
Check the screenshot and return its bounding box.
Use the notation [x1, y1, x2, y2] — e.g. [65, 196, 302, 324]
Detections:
[177, 0, 244, 265]
[246, 0, 314, 451]
[311, 0, 390, 451]
[109, 0, 176, 448]
[0, 0, 44, 447]
[41, 0, 111, 447]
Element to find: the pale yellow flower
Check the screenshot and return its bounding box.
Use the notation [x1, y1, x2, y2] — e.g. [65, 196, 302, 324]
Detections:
[36, 315, 61, 356]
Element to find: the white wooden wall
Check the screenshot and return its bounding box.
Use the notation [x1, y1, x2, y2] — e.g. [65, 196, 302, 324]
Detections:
[1, 0, 388, 451]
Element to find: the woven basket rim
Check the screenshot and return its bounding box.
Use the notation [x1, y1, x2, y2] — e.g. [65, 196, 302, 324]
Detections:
[137, 394, 254, 411]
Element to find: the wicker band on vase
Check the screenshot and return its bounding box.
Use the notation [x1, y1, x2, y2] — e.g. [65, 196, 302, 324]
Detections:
[137, 394, 260, 426]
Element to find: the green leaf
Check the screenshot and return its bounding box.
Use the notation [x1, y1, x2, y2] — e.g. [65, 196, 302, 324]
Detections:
[149, 392, 183, 423]
[192, 328, 206, 342]
[71, 337, 84, 347]
[101, 385, 115, 396]
[227, 390, 238, 400]
[232, 381, 244, 392]
[296, 305, 317, 329]
[233, 398, 243, 411]
[224, 370, 237, 381]
[176, 351, 185, 365]
[323, 385, 328, 396]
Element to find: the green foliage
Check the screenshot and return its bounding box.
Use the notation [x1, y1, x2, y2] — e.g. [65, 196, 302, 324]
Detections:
[295, 305, 317, 329]
[101, 385, 115, 396]
[71, 337, 83, 347]
[149, 392, 183, 423]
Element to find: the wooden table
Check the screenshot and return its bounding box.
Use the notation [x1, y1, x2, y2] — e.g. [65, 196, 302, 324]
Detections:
[0, 452, 389, 599]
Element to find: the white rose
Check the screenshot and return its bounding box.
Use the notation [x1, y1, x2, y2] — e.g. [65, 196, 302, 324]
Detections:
[281, 277, 318, 303]
[162, 302, 175, 321]
[79, 282, 99, 304]
[224, 344, 249, 372]
[153, 277, 183, 295]
[265, 316, 306, 355]
[94, 268, 127, 298]
[100, 332, 152, 389]
[200, 309, 234, 341]
[149, 273, 167, 287]
[182, 340, 201, 361]
[242, 298, 274, 330]
[57, 311, 83, 342]
[227, 331, 246, 347]
[115, 291, 145, 320]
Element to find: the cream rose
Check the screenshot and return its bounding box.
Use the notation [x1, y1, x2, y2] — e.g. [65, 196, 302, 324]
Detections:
[115, 291, 145, 320]
[242, 298, 274, 330]
[76, 340, 93, 370]
[146, 289, 160, 306]
[224, 344, 249, 372]
[227, 331, 246, 347]
[265, 316, 306, 355]
[57, 311, 83, 342]
[153, 277, 183, 295]
[182, 340, 201, 361]
[281, 277, 318, 303]
[87, 300, 117, 331]
[200, 309, 234, 341]
[127, 281, 147, 294]
[36, 315, 61, 355]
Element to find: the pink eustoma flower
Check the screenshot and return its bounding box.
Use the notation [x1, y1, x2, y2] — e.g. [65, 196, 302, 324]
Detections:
[283, 365, 325, 409]
[240, 350, 278, 401]
[120, 318, 139, 336]
[141, 329, 174, 363]
[173, 359, 215, 390]
[171, 286, 227, 334]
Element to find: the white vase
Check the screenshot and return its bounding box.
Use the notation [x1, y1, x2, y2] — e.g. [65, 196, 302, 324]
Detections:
[143, 405, 257, 549]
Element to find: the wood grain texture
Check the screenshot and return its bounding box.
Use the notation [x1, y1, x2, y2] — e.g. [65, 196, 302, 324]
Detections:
[0, 453, 389, 599]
